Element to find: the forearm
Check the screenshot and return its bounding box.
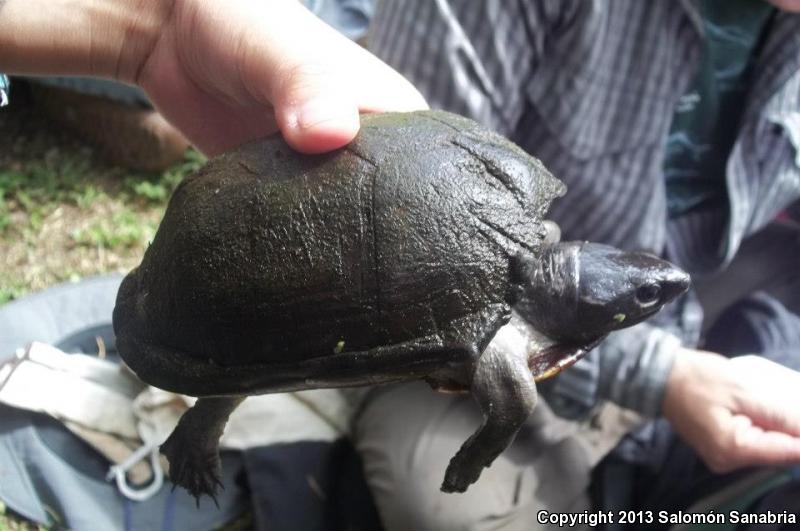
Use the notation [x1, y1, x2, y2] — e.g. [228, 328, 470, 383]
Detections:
[0, 0, 170, 83]
[542, 323, 682, 419]
[596, 323, 682, 416]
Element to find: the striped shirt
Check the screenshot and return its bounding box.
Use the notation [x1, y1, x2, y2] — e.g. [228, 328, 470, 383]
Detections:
[369, 0, 800, 417]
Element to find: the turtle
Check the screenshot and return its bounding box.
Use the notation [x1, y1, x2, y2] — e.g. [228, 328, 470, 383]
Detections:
[113, 110, 689, 501]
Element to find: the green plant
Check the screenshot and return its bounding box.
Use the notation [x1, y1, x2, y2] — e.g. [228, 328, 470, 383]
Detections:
[0, 284, 27, 306]
[126, 149, 206, 204]
[0, 203, 10, 233]
[0, 148, 101, 237]
[128, 179, 170, 202]
[68, 184, 104, 210]
[71, 210, 156, 250]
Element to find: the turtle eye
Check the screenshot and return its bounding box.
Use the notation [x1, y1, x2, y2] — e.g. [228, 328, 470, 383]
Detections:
[635, 283, 662, 306]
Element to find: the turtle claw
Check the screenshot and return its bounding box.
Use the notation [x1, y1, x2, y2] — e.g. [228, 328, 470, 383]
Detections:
[160, 431, 223, 506]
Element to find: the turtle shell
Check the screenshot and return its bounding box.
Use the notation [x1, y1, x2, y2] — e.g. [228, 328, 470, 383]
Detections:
[114, 110, 565, 391]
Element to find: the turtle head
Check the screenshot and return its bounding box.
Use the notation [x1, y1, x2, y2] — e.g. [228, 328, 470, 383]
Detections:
[512, 242, 690, 345]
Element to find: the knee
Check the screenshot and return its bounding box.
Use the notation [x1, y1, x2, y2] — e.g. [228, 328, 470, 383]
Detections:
[375, 477, 508, 531]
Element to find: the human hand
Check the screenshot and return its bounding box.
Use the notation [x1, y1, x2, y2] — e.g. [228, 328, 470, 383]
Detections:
[0, 0, 427, 155]
[136, 0, 427, 155]
[663, 350, 800, 473]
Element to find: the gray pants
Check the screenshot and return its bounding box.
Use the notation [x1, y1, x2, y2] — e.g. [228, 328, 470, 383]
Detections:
[354, 382, 641, 531]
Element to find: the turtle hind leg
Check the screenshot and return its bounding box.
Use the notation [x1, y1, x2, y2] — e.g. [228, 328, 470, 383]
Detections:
[160, 396, 245, 505]
[440, 331, 537, 493]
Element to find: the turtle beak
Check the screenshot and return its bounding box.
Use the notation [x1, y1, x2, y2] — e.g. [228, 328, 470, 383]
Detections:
[660, 267, 691, 304]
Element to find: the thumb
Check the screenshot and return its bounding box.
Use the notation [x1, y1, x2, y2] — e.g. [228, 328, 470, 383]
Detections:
[238, 0, 425, 153]
[272, 65, 361, 154]
[239, 0, 364, 153]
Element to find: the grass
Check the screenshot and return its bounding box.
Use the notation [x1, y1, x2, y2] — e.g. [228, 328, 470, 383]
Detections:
[124, 148, 205, 204]
[71, 210, 158, 250]
[0, 502, 47, 531]
[0, 279, 27, 305]
[0, 95, 205, 305]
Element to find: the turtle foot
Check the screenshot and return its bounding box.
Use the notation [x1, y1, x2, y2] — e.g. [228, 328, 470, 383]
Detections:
[161, 428, 223, 506]
[440, 452, 484, 493]
[158, 396, 244, 506]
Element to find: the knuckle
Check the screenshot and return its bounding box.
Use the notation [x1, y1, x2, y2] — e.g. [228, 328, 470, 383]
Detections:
[276, 63, 336, 103]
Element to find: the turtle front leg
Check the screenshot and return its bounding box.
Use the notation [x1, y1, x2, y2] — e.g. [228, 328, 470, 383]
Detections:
[441, 325, 538, 493]
[161, 396, 245, 504]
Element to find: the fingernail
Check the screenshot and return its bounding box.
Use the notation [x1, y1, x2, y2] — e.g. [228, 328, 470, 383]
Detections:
[294, 97, 357, 131]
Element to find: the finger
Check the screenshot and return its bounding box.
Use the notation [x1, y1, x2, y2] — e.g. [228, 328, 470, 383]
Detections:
[345, 45, 429, 114]
[743, 399, 800, 438]
[140, 34, 278, 156]
[271, 64, 362, 154]
[732, 357, 800, 437]
[238, 1, 425, 153]
[728, 421, 800, 469]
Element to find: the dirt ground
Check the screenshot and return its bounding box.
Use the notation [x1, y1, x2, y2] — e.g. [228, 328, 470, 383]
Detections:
[0, 84, 203, 305]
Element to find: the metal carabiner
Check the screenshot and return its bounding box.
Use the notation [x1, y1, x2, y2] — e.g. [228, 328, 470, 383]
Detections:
[106, 438, 164, 502]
